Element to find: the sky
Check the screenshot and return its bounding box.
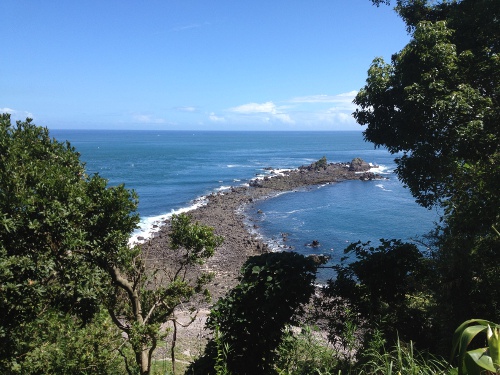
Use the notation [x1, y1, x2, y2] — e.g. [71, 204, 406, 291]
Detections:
[1, 0, 410, 131]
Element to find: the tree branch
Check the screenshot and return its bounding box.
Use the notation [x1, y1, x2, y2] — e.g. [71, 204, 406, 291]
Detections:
[109, 266, 143, 324]
[107, 306, 129, 332]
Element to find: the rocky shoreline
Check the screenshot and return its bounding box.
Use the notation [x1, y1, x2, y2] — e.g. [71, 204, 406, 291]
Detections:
[140, 158, 382, 301]
[140, 158, 383, 363]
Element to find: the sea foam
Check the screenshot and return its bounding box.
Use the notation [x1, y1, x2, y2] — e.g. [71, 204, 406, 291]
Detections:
[128, 196, 208, 246]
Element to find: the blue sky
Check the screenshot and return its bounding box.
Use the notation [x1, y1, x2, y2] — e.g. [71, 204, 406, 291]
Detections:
[1, 0, 409, 131]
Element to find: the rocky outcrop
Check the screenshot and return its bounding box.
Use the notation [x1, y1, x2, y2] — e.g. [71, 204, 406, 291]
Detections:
[140, 156, 386, 362]
[349, 157, 371, 172]
[359, 172, 379, 181]
[141, 157, 383, 301]
[258, 158, 381, 191]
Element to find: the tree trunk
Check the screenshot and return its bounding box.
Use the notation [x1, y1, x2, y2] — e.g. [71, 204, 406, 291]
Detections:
[140, 348, 150, 375]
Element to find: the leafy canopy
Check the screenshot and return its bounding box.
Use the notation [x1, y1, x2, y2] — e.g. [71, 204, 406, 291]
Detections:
[192, 252, 318, 374]
[0, 114, 140, 371]
[325, 239, 433, 348]
[0, 114, 224, 374]
[356, 0, 500, 339]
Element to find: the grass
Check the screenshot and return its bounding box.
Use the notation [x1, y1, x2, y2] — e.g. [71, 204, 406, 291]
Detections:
[357, 339, 453, 375]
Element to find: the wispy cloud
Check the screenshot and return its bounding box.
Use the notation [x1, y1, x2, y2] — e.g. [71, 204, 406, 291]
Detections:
[132, 114, 167, 124]
[230, 101, 276, 114]
[175, 106, 198, 113]
[171, 22, 210, 32]
[289, 91, 357, 105]
[228, 101, 295, 124]
[1, 108, 34, 120]
[221, 91, 359, 129]
[209, 112, 226, 122]
[316, 106, 355, 123]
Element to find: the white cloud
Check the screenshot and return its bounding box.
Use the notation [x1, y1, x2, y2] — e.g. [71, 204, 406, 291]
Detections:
[229, 101, 277, 114]
[273, 113, 294, 124]
[228, 101, 295, 124]
[290, 91, 358, 106]
[279, 90, 360, 128]
[224, 90, 360, 128]
[316, 108, 354, 124]
[209, 112, 226, 122]
[132, 114, 167, 124]
[1, 108, 34, 120]
[176, 106, 198, 113]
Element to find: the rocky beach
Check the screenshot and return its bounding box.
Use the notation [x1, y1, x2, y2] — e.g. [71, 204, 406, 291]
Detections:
[138, 158, 381, 363]
[140, 158, 380, 300]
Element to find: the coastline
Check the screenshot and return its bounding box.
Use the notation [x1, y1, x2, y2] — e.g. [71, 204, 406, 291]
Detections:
[139, 160, 382, 300]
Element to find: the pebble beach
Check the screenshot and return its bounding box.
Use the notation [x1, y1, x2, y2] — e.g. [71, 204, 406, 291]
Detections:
[140, 160, 379, 300]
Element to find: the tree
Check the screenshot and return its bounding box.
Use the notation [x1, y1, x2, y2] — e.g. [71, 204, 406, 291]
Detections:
[355, 1, 500, 210]
[324, 240, 434, 349]
[0, 114, 223, 374]
[313, 156, 328, 170]
[355, 0, 500, 339]
[190, 252, 319, 374]
[0, 114, 140, 371]
[106, 213, 222, 375]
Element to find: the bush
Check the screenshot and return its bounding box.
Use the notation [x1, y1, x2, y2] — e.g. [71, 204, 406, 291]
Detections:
[358, 338, 452, 375]
[13, 310, 129, 375]
[323, 239, 435, 350]
[274, 325, 339, 375]
[190, 252, 318, 374]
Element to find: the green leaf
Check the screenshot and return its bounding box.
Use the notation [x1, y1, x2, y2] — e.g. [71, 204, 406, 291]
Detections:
[464, 348, 496, 375]
[457, 325, 488, 375]
[451, 319, 493, 361]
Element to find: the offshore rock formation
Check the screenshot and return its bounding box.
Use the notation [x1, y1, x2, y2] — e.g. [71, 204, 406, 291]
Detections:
[251, 158, 382, 190]
[349, 157, 372, 172]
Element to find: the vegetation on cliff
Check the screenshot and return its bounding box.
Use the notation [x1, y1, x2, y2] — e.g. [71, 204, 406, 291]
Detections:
[1, 0, 499, 373]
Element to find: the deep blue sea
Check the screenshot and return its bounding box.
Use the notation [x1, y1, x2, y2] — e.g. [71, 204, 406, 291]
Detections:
[50, 130, 441, 280]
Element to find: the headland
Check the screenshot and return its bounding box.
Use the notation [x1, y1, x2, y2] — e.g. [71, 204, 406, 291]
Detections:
[139, 158, 382, 300]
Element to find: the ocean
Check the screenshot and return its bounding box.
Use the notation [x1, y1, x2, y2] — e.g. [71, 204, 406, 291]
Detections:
[50, 130, 441, 279]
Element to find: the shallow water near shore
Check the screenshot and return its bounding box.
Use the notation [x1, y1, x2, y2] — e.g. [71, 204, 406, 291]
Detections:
[50, 130, 440, 279]
[246, 178, 440, 281]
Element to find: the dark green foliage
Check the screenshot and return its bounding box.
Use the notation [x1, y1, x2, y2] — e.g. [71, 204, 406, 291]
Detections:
[324, 240, 434, 349]
[356, 0, 500, 210]
[357, 0, 500, 350]
[357, 337, 452, 375]
[16, 310, 129, 375]
[273, 326, 339, 374]
[0, 114, 140, 372]
[170, 212, 222, 264]
[191, 252, 318, 374]
[370, 1, 457, 32]
[313, 156, 328, 170]
[0, 114, 224, 374]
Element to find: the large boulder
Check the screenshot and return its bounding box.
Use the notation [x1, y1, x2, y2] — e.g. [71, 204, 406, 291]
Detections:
[349, 157, 371, 172]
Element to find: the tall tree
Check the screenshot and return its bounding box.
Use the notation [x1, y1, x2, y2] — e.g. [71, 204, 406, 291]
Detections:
[0, 114, 139, 371]
[355, 0, 500, 335]
[0, 115, 223, 374]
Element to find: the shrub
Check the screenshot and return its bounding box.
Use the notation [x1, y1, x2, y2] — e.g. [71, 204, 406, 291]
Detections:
[190, 252, 318, 374]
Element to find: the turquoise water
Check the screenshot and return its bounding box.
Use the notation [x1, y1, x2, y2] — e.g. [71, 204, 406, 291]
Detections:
[50, 130, 440, 279]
